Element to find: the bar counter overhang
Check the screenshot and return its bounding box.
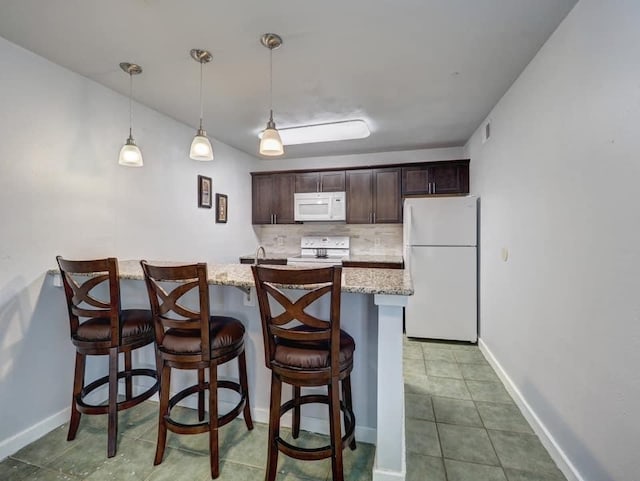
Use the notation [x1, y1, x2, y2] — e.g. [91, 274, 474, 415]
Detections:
[50, 261, 413, 481]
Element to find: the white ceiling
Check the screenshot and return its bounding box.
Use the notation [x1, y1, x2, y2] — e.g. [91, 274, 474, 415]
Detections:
[0, 0, 576, 159]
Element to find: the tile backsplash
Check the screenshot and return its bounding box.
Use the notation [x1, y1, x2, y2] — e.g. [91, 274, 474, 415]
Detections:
[254, 224, 403, 256]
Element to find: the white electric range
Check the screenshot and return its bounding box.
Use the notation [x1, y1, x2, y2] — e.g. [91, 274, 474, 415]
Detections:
[286, 236, 350, 266]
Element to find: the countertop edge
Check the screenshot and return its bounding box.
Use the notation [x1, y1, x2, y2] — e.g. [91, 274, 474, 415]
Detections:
[48, 262, 413, 297]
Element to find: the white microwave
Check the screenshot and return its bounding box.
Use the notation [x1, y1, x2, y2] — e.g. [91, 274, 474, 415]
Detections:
[294, 192, 346, 222]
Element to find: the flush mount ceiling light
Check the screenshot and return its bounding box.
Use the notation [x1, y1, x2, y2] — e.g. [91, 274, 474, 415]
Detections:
[258, 119, 371, 146]
[118, 62, 144, 167]
[259, 33, 284, 157]
[189, 49, 214, 161]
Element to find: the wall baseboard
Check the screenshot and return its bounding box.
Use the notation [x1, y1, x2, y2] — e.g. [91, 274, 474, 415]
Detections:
[478, 339, 584, 481]
[0, 407, 70, 461]
[372, 467, 406, 481]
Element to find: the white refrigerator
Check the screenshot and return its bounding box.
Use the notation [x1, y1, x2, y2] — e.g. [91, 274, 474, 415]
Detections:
[403, 196, 478, 342]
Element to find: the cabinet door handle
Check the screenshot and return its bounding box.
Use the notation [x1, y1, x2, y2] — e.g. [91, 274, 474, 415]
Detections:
[317, 179, 321, 192]
[373, 212, 376, 223]
[432, 182, 436, 194]
[274, 213, 277, 224]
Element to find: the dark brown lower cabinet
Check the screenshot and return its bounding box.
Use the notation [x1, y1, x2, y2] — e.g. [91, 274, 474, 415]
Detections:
[239, 258, 288, 265]
[341, 260, 403, 269]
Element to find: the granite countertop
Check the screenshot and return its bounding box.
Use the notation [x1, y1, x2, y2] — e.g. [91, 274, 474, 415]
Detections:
[239, 252, 404, 265]
[50, 260, 413, 296]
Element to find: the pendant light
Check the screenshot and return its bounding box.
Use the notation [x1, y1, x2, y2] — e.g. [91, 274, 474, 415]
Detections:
[189, 49, 214, 161]
[259, 33, 284, 157]
[118, 62, 144, 167]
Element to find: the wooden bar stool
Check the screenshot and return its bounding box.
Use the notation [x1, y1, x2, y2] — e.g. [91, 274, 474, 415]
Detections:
[251, 265, 356, 481]
[141, 261, 253, 479]
[56, 256, 159, 458]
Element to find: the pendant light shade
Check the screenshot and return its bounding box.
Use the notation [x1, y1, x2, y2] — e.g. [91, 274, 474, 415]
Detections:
[189, 49, 214, 161]
[118, 139, 143, 167]
[118, 62, 143, 167]
[190, 129, 214, 160]
[259, 33, 284, 157]
[260, 111, 284, 156]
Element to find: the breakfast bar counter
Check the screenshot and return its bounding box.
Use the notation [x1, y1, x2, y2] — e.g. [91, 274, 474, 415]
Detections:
[114, 260, 413, 296]
[51, 261, 413, 481]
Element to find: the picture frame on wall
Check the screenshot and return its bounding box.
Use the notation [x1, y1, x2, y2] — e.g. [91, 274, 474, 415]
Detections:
[216, 194, 228, 223]
[198, 175, 212, 208]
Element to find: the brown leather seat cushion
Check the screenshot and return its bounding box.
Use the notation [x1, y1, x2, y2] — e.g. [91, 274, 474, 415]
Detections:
[75, 309, 153, 342]
[274, 327, 355, 370]
[162, 316, 245, 354]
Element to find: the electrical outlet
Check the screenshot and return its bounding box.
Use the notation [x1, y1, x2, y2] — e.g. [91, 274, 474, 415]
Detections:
[243, 287, 256, 307]
[277, 236, 285, 247]
[374, 237, 381, 248]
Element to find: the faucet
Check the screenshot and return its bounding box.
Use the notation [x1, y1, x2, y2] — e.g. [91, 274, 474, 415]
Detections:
[255, 245, 266, 265]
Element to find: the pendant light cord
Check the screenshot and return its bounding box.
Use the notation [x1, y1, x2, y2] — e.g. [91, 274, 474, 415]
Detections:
[129, 72, 133, 138]
[199, 59, 204, 130]
[269, 47, 273, 120]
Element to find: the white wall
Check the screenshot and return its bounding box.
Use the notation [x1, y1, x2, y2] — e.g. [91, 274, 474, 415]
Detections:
[0, 36, 258, 457]
[465, 2, 640, 480]
[251, 146, 465, 172]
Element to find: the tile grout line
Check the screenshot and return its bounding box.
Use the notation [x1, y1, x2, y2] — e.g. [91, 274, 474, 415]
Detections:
[433, 411, 450, 481]
[454, 353, 509, 477]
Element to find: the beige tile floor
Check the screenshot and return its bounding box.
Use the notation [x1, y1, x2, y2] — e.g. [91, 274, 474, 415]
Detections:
[0, 337, 567, 481]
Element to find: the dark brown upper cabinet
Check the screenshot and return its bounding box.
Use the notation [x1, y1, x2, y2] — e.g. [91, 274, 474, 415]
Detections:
[346, 168, 402, 224]
[252, 160, 469, 225]
[402, 160, 469, 196]
[252, 173, 295, 224]
[345, 170, 373, 223]
[294, 171, 346, 193]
